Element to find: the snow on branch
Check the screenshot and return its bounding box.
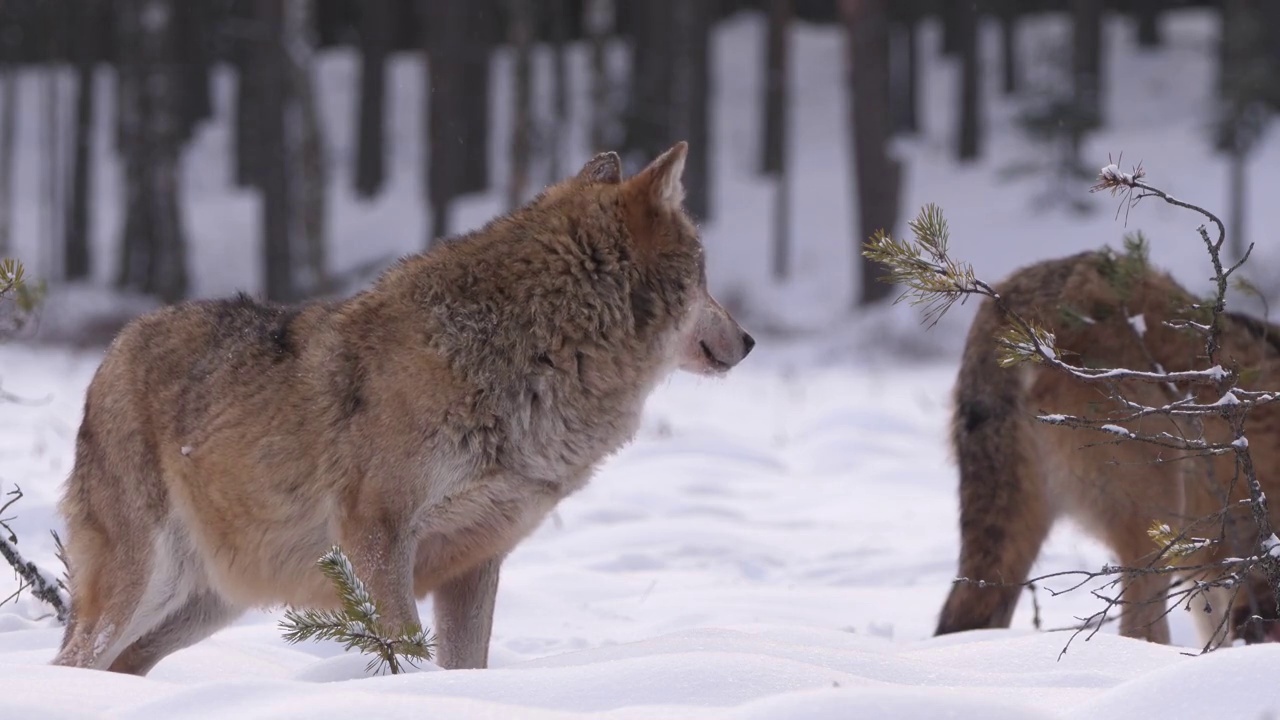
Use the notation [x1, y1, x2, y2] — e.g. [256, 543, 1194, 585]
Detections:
[0, 486, 69, 623]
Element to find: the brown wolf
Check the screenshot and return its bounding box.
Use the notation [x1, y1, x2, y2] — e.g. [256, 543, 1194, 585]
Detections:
[51, 142, 754, 675]
[935, 248, 1280, 647]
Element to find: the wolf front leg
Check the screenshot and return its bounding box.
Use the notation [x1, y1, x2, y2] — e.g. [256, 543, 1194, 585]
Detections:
[433, 556, 503, 669]
[340, 517, 424, 636]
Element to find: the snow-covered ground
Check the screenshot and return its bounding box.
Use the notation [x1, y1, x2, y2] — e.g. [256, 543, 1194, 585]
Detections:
[5, 6, 1280, 719]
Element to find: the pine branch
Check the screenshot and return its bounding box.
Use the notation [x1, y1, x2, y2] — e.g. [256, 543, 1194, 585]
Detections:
[280, 546, 435, 675]
[0, 486, 70, 623]
[868, 157, 1280, 654]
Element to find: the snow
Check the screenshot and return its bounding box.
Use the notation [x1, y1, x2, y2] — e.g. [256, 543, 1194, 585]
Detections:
[5, 6, 1280, 719]
[1127, 313, 1147, 337]
[1099, 424, 1133, 438]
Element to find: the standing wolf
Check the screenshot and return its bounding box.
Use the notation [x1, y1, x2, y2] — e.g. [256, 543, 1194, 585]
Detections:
[935, 249, 1280, 647]
[52, 142, 754, 675]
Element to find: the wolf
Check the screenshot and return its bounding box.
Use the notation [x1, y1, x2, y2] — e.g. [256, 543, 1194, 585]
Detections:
[935, 248, 1280, 647]
[51, 142, 754, 675]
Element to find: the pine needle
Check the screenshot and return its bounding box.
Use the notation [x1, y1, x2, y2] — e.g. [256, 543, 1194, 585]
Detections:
[280, 546, 435, 675]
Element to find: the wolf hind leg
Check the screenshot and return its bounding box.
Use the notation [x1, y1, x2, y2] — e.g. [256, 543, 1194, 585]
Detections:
[106, 590, 242, 675]
[936, 398, 1052, 635]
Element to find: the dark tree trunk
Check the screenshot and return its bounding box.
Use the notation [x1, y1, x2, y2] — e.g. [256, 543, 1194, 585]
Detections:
[256, 0, 325, 302]
[1135, 0, 1161, 48]
[941, 0, 962, 56]
[623, 0, 710, 218]
[65, 0, 101, 281]
[1072, 0, 1104, 129]
[843, 0, 900, 306]
[548, 0, 569, 180]
[116, 0, 189, 303]
[507, 0, 533, 209]
[0, 68, 15, 257]
[355, 0, 391, 199]
[760, 0, 790, 175]
[457, 0, 492, 195]
[423, 0, 493, 245]
[584, 0, 616, 152]
[233, 25, 263, 189]
[175, 0, 214, 143]
[890, 18, 919, 134]
[257, 0, 293, 301]
[957, 0, 981, 161]
[671, 0, 712, 220]
[999, 9, 1018, 94]
[624, 0, 674, 168]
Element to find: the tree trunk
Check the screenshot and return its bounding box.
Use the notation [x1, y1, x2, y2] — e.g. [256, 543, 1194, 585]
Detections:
[290, 0, 327, 295]
[1072, 0, 1103, 129]
[666, 0, 713, 220]
[584, 0, 616, 152]
[624, 0, 674, 168]
[355, 0, 391, 199]
[175, 0, 214, 143]
[890, 18, 919, 134]
[257, 0, 325, 302]
[64, 0, 100, 281]
[760, 0, 789, 175]
[999, 9, 1018, 95]
[843, 0, 900, 307]
[507, 0, 533, 209]
[941, 0, 962, 56]
[116, 0, 189, 302]
[233, 19, 263, 190]
[457, 0, 492, 195]
[0, 68, 15, 257]
[1135, 0, 1161, 48]
[423, 0, 492, 245]
[548, 0, 569, 181]
[957, 0, 981, 161]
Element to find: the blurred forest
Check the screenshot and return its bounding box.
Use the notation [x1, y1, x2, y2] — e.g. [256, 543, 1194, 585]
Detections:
[0, 0, 1277, 315]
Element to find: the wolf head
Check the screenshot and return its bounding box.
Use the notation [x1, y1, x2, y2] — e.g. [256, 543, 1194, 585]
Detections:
[566, 142, 755, 377]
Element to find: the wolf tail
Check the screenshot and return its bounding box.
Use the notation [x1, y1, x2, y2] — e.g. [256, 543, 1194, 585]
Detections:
[934, 302, 1052, 636]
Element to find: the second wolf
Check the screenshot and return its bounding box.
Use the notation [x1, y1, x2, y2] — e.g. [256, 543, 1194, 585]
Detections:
[52, 142, 755, 675]
[936, 247, 1280, 647]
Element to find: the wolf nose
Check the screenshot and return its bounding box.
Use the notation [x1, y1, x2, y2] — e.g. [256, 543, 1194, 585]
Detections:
[742, 332, 756, 356]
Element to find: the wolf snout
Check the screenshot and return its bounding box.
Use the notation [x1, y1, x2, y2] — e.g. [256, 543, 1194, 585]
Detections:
[696, 327, 754, 374]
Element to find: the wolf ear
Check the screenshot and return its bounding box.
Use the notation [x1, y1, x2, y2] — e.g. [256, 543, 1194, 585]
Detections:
[630, 141, 688, 211]
[577, 151, 623, 184]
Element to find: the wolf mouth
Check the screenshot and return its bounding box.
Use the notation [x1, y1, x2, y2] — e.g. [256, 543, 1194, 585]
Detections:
[700, 341, 732, 372]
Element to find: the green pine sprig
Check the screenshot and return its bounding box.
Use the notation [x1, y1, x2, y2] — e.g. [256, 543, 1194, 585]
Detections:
[280, 546, 435, 675]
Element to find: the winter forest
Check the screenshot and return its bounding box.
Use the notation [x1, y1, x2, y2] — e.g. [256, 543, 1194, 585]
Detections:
[4, 0, 1280, 718]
